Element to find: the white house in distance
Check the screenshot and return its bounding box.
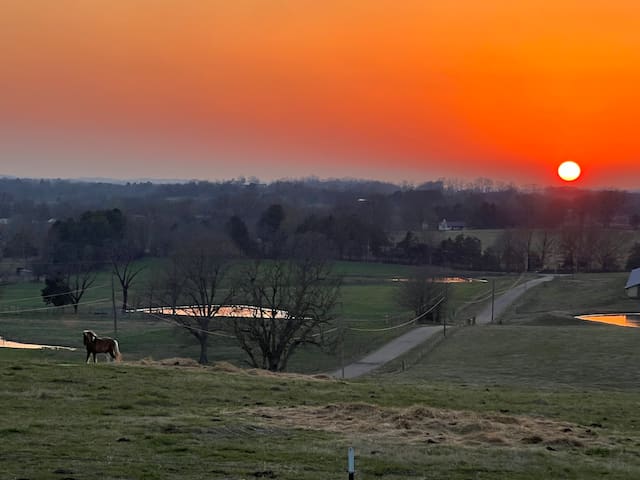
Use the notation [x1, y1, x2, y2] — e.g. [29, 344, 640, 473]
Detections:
[438, 219, 466, 231]
[624, 268, 640, 298]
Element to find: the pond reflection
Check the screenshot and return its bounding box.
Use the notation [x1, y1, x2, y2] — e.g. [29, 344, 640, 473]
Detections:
[391, 277, 488, 284]
[576, 313, 640, 328]
[0, 336, 76, 350]
[134, 305, 289, 319]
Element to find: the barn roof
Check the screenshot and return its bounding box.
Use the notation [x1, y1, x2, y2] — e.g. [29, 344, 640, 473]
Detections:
[625, 268, 640, 289]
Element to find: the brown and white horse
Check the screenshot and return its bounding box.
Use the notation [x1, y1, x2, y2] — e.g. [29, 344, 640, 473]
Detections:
[83, 330, 122, 363]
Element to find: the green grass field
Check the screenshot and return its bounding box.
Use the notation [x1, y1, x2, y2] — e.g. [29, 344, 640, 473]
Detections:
[499, 272, 639, 324]
[0, 259, 512, 371]
[2, 341, 639, 479]
[2, 270, 640, 478]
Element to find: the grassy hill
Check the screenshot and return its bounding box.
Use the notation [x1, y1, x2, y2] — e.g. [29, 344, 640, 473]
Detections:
[1, 346, 639, 479]
[2, 271, 640, 478]
[0, 260, 515, 371]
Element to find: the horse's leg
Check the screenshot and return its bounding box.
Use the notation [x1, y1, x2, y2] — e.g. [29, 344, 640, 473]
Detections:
[86, 351, 91, 363]
[92, 352, 97, 363]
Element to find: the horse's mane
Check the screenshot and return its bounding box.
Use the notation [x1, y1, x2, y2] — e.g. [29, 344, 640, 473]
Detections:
[83, 330, 97, 345]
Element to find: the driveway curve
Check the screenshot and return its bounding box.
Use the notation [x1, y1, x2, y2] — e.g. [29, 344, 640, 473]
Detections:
[332, 275, 554, 379]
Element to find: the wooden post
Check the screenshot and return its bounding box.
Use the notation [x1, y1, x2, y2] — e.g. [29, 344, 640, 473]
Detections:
[491, 279, 496, 324]
[111, 274, 118, 335]
[348, 447, 355, 480]
[443, 285, 448, 337]
[340, 317, 345, 379]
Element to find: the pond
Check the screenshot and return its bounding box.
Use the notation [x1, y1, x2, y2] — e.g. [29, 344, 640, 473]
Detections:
[391, 277, 488, 284]
[0, 336, 76, 350]
[132, 305, 289, 319]
[575, 313, 640, 328]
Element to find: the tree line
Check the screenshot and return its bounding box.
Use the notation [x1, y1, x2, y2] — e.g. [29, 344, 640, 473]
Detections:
[0, 175, 634, 367]
[1, 177, 639, 266]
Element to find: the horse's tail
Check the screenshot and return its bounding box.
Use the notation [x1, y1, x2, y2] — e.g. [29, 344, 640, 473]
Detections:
[113, 339, 123, 362]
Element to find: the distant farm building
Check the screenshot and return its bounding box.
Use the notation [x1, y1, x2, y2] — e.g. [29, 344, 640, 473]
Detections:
[625, 268, 640, 298]
[438, 219, 466, 231]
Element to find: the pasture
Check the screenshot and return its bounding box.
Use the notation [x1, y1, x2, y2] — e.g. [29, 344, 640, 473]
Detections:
[2, 338, 640, 479]
[0, 260, 515, 371]
[1, 271, 640, 478]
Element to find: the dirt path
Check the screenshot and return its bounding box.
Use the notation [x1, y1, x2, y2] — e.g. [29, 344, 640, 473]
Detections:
[474, 275, 554, 325]
[331, 324, 443, 379]
[332, 275, 554, 379]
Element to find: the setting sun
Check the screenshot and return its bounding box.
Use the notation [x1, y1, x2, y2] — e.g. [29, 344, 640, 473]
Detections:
[558, 161, 581, 182]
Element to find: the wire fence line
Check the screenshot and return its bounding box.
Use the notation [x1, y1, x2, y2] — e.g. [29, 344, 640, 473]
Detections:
[454, 273, 525, 310]
[0, 283, 111, 305]
[0, 273, 529, 346]
[347, 295, 445, 333]
[0, 297, 113, 315]
[131, 305, 237, 338]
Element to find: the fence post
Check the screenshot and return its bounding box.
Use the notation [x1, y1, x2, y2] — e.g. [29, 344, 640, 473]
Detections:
[348, 447, 355, 480]
[491, 280, 496, 323]
[111, 274, 118, 335]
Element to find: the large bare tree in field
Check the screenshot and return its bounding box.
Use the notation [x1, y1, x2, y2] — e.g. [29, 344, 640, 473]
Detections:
[65, 260, 97, 314]
[42, 242, 98, 314]
[163, 239, 235, 364]
[231, 237, 341, 372]
[110, 243, 145, 312]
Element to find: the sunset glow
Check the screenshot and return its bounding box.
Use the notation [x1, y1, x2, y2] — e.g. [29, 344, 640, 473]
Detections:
[558, 161, 582, 182]
[2, 1, 640, 186]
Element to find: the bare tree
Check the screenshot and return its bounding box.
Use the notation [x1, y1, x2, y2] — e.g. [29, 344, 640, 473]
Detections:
[535, 230, 556, 271]
[66, 261, 97, 314]
[590, 228, 625, 272]
[559, 225, 583, 272]
[110, 243, 145, 312]
[595, 190, 626, 228]
[396, 268, 448, 323]
[162, 239, 235, 364]
[495, 230, 527, 273]
[230, 239, 340, 371]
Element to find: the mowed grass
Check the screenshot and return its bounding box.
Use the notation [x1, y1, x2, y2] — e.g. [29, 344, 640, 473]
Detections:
[389, 324, 640, 390]
[504, 272, 640, 321]
[2, 347, 640, 479]
[360, 271, 640, 477]
[3, 272, 640, 478]
[0, 259, 514, 371]
[380, 272, 640, 392]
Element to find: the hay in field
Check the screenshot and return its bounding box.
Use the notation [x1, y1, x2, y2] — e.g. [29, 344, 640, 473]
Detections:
[248, 403, 607, 449]
[135, 358, 331, 381]
[137, 357, 202, 367]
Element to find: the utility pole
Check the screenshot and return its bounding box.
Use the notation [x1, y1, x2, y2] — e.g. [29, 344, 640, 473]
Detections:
[340, 316, 345, 379]
[348, 447, 355, 480]
[491, 279, 496, 324]
[111, 273, 118, 335]
[443, 286, 448, 337]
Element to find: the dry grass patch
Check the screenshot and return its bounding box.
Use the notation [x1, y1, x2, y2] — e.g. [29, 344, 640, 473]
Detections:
[137, 356, 203, 367]
[133, 359, 332, 380]
[208, 361, 332, 381]
[249, 403, 607, 449]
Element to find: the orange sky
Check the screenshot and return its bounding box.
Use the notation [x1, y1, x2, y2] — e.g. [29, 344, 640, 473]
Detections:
[2, 1, 640, 187]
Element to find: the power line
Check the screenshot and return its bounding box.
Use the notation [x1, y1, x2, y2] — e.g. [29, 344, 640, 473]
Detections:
[0, 297, 112, 315]
[0, 283, 110, 305]
[348, 296, 445, 333]
[130, 304, 236, 338]
[455, 274, 525, 307]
